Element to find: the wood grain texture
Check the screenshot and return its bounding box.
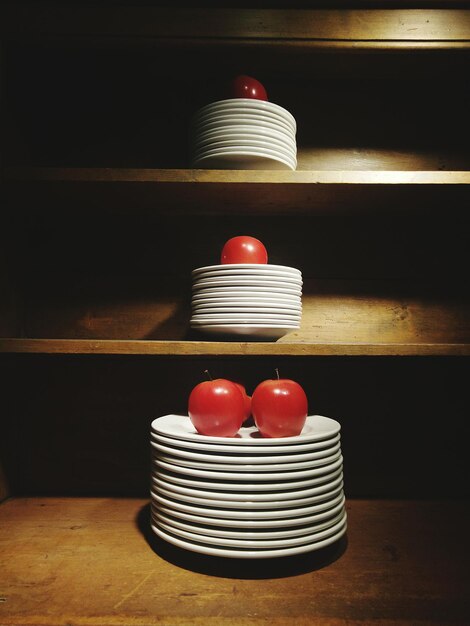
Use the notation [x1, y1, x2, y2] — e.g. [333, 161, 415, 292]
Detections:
[2, 7, 470, 42]
[8, 280, 469, 348]
[1, 338, 469, 356]
[5, 168, 470, 215]
[0, 497, 469, 625]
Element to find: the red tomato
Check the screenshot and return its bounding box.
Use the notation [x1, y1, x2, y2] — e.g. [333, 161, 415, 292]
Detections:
[220, 236, 268, 265]
[228, 75, 268, 101]
[188, 378, 245, 437]
[251, 374, 308, 438]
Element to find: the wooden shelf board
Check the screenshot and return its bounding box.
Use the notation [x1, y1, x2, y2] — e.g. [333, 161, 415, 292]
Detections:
[2, 7, 470, 45]
[1, 338, 469, 356]
[0, 497, 469, 625]
[4, 168, 470, 214]
[6, 167, 470, 185]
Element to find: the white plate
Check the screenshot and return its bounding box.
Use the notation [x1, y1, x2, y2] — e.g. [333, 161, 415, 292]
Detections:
[193, 282, 301, 293]
[191, 307, 301, 315]
[192, 151, 296, 171]
[190, 313, 301, 320]
[151, 473, 344, 503]
[192, 304, 301, 312]
[150, 519, 346, 559]
[189, 114, 297, 143]
[151, 414, 340, 445]
[192, 303, 301, 312]
[190, 314, 301, 323]
[193, 144, 297, 167]
[192, 298, 301, 308]
[154, 454, 343, 482]
[150, 431, 340, 454]
[193, 264, 300, 276]
[192, 269, 301, 280]
[191, 291, 301, 299]
[192, 116, 295, 140]
[191, 309, 300, 317]
[153, 508, 345, 540]
[192, 324, 298, 338]
[193, 117, 295, 140]
[152, 494, 345, 529]
[191, 322, 299, 331]
[191, 297, 301, 307]
[193, 132, 295, 154]
[192, 125, 295, 148]
[192, 137, 296, 157]
[150, 488, 344, 520]
[152, 512, 346, 550]
[151, 481, 343, 511]
[153, 464, 343, 492]
[150, 440, 340, 464]
[193, 275, 302, 286]
[192, 285, 301, 296]
[154, 449, 341, 472]
[192, 143, 296, 165]
[193, 109, 296, 135]
[191, 309, 301, 318]
[196, 99, 297, 129]
[192, 302, 300, 311]
[193, 125, 295, 147]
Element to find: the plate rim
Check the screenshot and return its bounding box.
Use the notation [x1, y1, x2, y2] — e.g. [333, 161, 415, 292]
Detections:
[150, 519, 347, 559]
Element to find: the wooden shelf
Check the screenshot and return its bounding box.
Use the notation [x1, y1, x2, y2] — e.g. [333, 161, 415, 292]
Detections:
[4, 168, 470, 215]
[2, 7, 470, 48]
[1, 338, 469, 356]
[0, 497, 468, 625]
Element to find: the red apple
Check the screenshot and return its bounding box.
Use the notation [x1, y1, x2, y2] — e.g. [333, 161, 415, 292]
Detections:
[228, 75, 268, 101]
[220, 236, 268, 265]
[251, 370, 308, 438]
[188, 372, 245, 437]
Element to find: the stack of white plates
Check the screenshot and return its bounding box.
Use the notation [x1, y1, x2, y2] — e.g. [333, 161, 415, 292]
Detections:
[150, 414, 347, 559]
[190, 263, 302, 339]
[190, 98, 297, 170]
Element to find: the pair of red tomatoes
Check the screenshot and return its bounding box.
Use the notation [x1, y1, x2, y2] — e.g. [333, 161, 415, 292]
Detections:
[188, 373, 308, 438]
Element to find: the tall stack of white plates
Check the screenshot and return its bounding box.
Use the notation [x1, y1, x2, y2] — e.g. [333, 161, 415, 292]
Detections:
[190, 98, 297, 170]
[150, 414, 347, 559]
[190, 263, 302, 339]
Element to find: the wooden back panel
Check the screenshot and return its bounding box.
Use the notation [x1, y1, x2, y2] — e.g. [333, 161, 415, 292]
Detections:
[0, 353, 468, 499]
[1, 210, 466, 344]
[4, 40, 470, 169]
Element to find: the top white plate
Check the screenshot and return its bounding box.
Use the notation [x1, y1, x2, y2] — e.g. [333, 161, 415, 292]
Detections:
[193, 264, 300, 276]
[191, 263, 302, 279]
[151, 414, 341, 446]
[151, 431, 340, 454]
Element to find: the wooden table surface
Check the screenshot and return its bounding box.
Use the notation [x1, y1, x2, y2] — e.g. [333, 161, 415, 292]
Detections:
[0, 497, 469, 625]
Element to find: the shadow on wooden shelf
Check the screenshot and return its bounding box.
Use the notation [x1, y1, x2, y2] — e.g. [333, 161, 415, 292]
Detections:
[135, 502, 348, 579]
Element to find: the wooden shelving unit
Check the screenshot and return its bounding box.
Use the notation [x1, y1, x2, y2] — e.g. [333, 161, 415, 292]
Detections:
[1, 4, 469, 625]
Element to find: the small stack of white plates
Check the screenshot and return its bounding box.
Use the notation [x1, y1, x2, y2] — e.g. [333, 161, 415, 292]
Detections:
[150, 414, 347, 559]
[190, 263, 302, 339]
[190, 99, 297, 170]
